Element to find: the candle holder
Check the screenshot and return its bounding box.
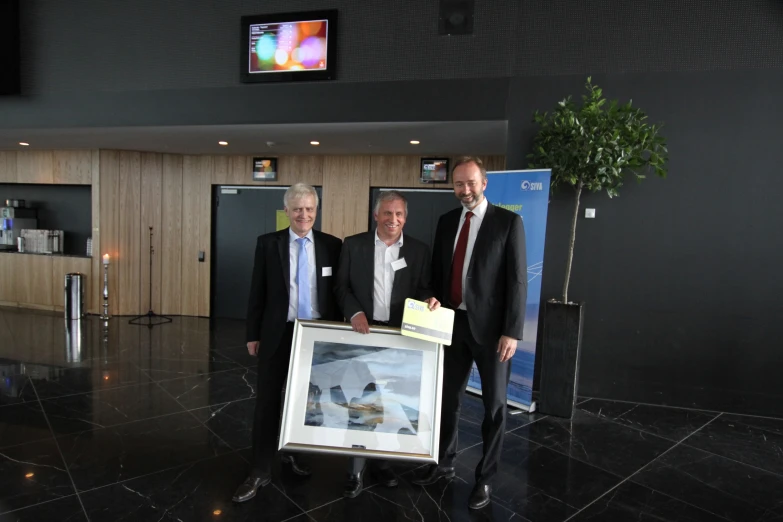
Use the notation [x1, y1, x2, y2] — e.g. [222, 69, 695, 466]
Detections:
[99, 256, 110, 320]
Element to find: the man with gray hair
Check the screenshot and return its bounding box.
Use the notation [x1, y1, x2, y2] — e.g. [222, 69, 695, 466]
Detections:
[335, 190, 440, 498]
[233, 183, 342, 503]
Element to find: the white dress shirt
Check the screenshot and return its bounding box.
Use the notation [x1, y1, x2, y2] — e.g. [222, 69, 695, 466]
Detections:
[372, 230, 403, 322]
[287, 228, 320, 322]
[453, 197, 488, 311]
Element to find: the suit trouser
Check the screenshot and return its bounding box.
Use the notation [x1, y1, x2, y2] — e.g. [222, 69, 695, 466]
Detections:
[251, 322, 295, 474]
[439, 310, 511, 485]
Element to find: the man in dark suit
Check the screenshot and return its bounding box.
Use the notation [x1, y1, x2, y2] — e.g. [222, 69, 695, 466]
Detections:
[335, 190, 440, 498]
[233, 183, 342, 503]
[413, 157, 527, 510]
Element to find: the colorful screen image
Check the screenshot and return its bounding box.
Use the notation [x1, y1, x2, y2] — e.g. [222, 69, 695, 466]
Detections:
[252, 157, 278, 181]
[420, 159, 449, 183]
[248, 19, 328, 73]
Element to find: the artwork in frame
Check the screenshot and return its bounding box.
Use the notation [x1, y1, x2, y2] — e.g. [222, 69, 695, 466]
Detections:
[279, 320, 444, 463]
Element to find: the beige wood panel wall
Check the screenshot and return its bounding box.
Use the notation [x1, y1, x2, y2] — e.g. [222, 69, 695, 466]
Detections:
[160, 154, 183, 315]
[0, 150, 95, 185]
[0, 253, 91, 311]
[322, 156, 372, 239]
[369, 155, 506, 188]
[140, 153, 163, 314]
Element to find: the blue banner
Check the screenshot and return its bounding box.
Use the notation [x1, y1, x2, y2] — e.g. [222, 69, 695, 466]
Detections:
[467, 169, 551, 409]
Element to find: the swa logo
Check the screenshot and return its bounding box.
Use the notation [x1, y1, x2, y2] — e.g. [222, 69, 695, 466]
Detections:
[521, 180, 544, 191]
[407, 301, 425, 312]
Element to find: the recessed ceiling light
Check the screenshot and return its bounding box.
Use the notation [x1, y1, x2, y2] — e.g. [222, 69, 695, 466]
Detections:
[218, 141, 228, 146]
[19, 142, 29, 146]
[310, 141, 320, 146]
[410, 140, 420, 145]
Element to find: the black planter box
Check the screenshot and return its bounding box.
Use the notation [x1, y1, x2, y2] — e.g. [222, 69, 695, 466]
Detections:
[539, 300, 584, 418]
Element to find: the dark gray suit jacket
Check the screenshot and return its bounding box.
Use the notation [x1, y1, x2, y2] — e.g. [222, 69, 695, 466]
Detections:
[245, 228, 342, 357]
[335, 231, 434, 328]
[432, 202, 527, 345]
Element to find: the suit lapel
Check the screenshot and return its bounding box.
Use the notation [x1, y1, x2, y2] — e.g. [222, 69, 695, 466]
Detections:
[362, 233, 376, 319]
[390, 240, 410, 306]
[313, 231, 328, 313]
[278, 230, 290, 295]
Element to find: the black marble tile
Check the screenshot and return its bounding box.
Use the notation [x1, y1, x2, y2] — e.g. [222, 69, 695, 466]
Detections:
[216, 345, 260, 368]
[0, 438, 76, 513]
[40, 381, 186, 435]
[685, 414, 783, 476]
[157, 368, 257, 410]
[0, 495, 87, 521]
[0, 371, 37, 405]
[515, 409, 676, 476]
[80, 452, 305, 522]
[0, 401, 52, 449]
[633, 444, 783, 522]
[191, 398, 255, 450]
[58, 411, 231, 492]
[26, 361, 153, 400]
[456, 417, 484, 453]
[569, 480, 728, 521]
[134, 351, 241, 382]
[579, 399, 718, 441]
[436, 432, 620, 517]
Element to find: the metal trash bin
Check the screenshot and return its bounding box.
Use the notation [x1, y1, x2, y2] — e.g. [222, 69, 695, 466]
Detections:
[64, 273, 85, 320]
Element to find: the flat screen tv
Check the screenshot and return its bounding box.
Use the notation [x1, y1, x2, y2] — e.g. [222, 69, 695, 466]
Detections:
[240, 10, 337, 83]
[420, 158, 450, 184]
[0, 0, 21, 95]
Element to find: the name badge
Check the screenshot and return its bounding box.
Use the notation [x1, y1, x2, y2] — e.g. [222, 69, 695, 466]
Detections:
[391, 258, 407, 271]
[322, 267, 332, 277]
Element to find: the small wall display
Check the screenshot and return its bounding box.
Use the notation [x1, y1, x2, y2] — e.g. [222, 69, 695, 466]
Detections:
[252, 157, 278, 181]
[420, 158, 449, 184]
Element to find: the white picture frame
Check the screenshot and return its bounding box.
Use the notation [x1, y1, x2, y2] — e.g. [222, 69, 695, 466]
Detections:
[279, 320, 444, 463]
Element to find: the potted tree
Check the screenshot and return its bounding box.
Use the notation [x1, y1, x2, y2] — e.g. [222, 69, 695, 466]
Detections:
[527, 78, 668, 418]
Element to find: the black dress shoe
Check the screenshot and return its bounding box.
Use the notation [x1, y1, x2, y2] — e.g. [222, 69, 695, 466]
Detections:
[343, 469, 365, 498]
[281, 454, 311, 476]
[468, 484, 492, 510]
[232, 474, 271, 503]
[411, 464, 455, 486]
[372, 466, 398, 488]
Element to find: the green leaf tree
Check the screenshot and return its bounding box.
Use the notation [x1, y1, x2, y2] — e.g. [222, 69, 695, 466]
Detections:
[527, 78, 668, 304]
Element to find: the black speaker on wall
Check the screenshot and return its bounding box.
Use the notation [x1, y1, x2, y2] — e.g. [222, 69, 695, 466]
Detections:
[439, 0, 474, 36]
[0, 0, 21, 95]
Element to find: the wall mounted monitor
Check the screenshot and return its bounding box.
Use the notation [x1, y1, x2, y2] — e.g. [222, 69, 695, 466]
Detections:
[420, 158, 450, 184]
[240, 10, 337, 83]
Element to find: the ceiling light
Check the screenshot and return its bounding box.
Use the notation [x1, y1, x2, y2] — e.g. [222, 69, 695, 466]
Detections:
[410, 140, 420, 145]
[218, 141, 228, 146]
[19, 142, 29, 146]
[25, 473, 34, 478]
[310, 141, 320, 146]
[213, 510, 222, 516]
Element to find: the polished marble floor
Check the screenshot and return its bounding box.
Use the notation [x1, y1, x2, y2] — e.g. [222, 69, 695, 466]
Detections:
[2, 307, 783, 521]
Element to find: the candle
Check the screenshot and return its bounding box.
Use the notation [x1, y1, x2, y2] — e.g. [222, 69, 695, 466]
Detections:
[103, 254, 110, 265]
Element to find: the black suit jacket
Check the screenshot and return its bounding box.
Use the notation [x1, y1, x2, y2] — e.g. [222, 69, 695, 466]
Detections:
[432, 202, 527, 345]
[335, 231, 434, 328]
[245, 228, 342, 357]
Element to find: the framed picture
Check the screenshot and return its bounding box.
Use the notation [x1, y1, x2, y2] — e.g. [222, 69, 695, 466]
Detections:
[280, 320, 444, 463]
[420, 158, 449, 184]
[252, 157, 278, 181]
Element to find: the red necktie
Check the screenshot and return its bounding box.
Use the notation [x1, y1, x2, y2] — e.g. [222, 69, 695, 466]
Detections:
[450, 211, 474, 307]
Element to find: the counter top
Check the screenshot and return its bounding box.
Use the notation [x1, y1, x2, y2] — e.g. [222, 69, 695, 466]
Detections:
[0, 250, 91, 259]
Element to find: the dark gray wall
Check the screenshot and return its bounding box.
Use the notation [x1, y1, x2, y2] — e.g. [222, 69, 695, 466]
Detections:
[506, 70, 783, 416]
[0, 184, 92, 255]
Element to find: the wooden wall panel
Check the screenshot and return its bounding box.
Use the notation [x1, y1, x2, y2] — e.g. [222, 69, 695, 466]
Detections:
[89, 150, 100, 313]
[484, 155, 507, 172]
[16, 254, 54, 307]
[161, 154, 183, 315]
[53, 150, 92, 184]
[370, 156, 419, 187]
[228, 156, 251, 185]
[212, 155, 229, 185]
[99, 150, 120, 315]
[140, 153, 163, 314]
[322, 156, 371, 239]
[118, 152, 142, 315]
[0, 254, 17, 303]
[274, 156, 324, 186]
[51, 257, 92, 311]
[181, 155, 201, 316]
[197, 157, 213, 317]
[16, 151, 54, 184]
[0, 151, 17, 183]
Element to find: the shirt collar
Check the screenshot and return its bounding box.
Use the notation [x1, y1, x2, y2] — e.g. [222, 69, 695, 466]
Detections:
[462, 196, 488, 220]
[289, 228, 315, 244]
[375, 229, 404, 247]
